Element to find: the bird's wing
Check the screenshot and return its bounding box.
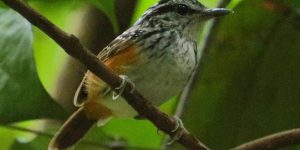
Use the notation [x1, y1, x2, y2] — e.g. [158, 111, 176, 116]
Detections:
[97, 36, 136, 61]
[73, 34, 139, 107]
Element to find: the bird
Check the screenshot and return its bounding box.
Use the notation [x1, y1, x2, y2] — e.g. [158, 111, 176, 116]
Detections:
[49, 0, 232, 149]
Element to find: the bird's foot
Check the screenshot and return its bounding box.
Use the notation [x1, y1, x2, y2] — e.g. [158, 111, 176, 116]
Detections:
[112, 75, 135, 100]
[167, 116, 185, 145]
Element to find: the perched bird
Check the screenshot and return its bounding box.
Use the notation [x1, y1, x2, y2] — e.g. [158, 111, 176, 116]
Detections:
[49, 0, 232, 149]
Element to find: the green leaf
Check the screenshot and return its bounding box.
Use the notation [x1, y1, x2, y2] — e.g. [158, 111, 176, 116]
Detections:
[9, 119, 162, 150]
[103, 119, 163, 149]
[10, 136, 50, 150]
[0, 127, 16, 150]
[178, 0, 300, 149]
[131, 0, 157, 24]
[228, 0, 244, 8]
[9, 123, 119, 150]
[0, 1, 7, 8]
[201, 0, 219, 8]
[283, 0, 300, 9]
[0, 9, 67, 123]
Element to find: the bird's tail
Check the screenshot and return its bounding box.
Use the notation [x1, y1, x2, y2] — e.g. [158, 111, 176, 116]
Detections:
[48, 107, 97, 150]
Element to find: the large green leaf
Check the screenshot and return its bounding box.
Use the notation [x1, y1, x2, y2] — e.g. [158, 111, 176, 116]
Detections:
[0, 9, 67, 123]
[178, 0, 300, 149]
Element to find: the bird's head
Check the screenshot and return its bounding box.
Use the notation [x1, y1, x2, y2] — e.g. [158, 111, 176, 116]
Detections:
[135, 0, 233, 39]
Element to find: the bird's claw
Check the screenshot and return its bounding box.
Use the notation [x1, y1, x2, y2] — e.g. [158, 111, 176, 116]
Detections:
[167, 116, 185, 145]
[112, 75, 135, 100]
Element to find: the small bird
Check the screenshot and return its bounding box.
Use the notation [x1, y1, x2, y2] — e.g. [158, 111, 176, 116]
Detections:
[49, 0, 232, 149]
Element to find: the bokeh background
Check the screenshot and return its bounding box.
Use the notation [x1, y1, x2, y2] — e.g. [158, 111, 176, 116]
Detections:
[0, 0, 299, 149]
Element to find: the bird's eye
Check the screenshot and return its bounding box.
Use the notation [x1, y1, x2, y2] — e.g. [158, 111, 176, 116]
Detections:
[176, 4, 189, 15]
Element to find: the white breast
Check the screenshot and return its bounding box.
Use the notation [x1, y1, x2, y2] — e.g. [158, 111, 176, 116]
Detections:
[102, 31, 198, 118]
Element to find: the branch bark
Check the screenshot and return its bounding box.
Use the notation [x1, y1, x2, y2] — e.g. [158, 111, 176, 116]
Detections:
[2, 0, 208, 149]
[232, 129, 300, 150]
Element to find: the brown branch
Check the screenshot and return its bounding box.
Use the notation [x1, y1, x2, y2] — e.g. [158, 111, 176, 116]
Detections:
[232, 129, 300, 150]
[1, 0, 208, 149]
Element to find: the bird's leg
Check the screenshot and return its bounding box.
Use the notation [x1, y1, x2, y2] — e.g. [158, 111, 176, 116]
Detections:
[112, 75, 135, 100]
[167, 116, 185, 145]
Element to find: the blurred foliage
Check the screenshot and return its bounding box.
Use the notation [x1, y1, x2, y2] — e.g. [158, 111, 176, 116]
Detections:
[228, 0, 243, 8]
[30, 0, 118, 94]
[11, 136, 51, 150]
[88, 0, 118, 33]
[1, 0, 300, 150]
[0, 127, 15, 150]
[284, 0, 300, 8]
[0, 121, 46, 150]
[0, 9, 67, 123]
[179, 0, 300, 149]
[0, 9, 67, 150]
[131, 0, 219, 23]
[0, 2, 6, 8]
[30, 1, 75, 93]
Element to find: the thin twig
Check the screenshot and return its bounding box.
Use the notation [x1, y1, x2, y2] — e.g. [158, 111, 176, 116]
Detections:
[0, 124, 156, 150]
[1, 0, 208, 149]
[232, 129, 300, 150]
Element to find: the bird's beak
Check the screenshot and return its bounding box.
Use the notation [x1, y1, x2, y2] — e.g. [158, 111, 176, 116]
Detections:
[202, 8, 233, 18]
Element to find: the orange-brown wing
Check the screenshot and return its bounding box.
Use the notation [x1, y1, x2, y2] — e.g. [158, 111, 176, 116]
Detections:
[74, 37, 139, 106]
[98, 36, 136, 61]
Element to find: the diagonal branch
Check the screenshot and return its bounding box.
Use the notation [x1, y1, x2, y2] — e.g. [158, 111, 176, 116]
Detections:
[232, 129, 300, 150]
[1, 0, 208, 149]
